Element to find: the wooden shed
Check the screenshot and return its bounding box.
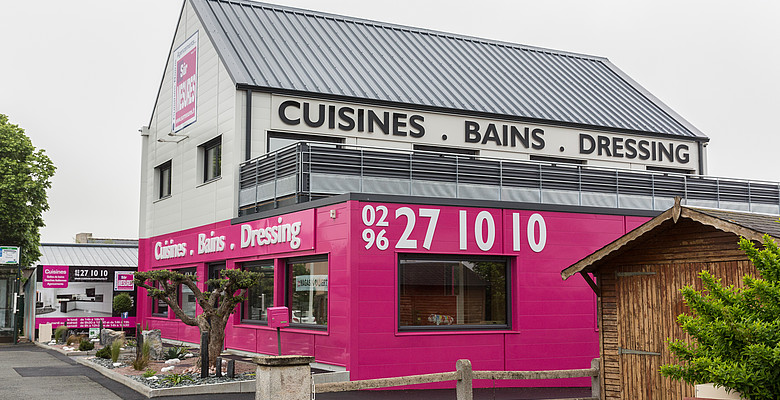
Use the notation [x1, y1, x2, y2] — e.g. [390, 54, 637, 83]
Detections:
[561, 199, 779, 400]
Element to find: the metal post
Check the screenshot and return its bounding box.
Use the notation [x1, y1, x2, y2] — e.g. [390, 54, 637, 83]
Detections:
[277, 327, 282, 356]
[227, 359, 235, 378]
[136, 323, 143, 360]
[200, 331, 209, 378]
[99, 320, 104, 345]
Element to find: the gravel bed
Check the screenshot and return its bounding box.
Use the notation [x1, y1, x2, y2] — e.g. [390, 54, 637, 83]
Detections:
[88, 357, 255, 389]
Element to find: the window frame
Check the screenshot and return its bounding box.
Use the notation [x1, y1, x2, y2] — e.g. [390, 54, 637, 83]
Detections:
[284, 255, 329, 330]
[150, 281, 170, 318]
[397, 254, 511, 332]
[156, 160, 172, 199]
[240, 262, 275, 325]
[201, 136, 222, 183]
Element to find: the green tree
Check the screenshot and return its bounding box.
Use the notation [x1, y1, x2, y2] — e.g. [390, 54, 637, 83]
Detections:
[134, 268, 262, 368]
[660, 235, 780, 399]
[0, 114, 55, 267]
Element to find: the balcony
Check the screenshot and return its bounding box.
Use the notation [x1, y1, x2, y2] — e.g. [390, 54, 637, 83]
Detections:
[238, 142, 780, 217]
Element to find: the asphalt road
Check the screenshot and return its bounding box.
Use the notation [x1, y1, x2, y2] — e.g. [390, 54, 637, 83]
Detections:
[0, 342, 591, 399]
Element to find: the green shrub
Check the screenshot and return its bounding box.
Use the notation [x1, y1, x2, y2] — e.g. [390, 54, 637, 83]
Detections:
[95, 346, 111, 359]
[132, 341, 151, 371]
[79, 340, 95, 351]
[53, 326, 68, 343]
[142, 369, 157, 378]
[112, 293, 133, 315]
[163, 373, 194, 385]
[110, 340, 123, 363]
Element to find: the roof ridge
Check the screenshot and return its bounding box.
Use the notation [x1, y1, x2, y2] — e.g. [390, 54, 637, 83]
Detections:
[208, 0, 608, 62]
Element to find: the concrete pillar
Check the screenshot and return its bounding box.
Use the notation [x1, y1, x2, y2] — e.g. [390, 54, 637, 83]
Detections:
[254, 355, 314, 400]
[456, 359, 473, 400]
[591, 358, 601, 399]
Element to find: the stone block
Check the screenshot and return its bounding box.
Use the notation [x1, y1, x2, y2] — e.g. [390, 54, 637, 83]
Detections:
[141, 329, 164, 360]
[100, 329, 126, 348]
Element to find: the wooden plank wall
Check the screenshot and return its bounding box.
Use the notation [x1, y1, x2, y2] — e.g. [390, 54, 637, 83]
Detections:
[597, 219, 761, 400]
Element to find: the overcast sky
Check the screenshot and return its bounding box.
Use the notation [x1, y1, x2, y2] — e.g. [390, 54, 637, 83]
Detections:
[2, 0, 778, 243]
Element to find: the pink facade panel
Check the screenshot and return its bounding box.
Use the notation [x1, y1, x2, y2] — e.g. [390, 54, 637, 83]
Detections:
[137, 199, 649, 386]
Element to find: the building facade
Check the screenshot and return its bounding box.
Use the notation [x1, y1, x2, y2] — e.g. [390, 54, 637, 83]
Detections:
[138, 0, 779, 386]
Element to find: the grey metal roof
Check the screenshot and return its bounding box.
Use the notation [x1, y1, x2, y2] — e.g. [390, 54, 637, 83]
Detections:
[191, 0, 705, 139]
[37, 243, 138, 268]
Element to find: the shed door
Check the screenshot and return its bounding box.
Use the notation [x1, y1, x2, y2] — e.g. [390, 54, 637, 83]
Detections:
[615, 265, 695, 400]
[616, 266, 662, 399]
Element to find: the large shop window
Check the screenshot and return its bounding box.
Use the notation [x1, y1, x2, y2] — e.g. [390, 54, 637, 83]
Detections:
[286, 257, 328, 328]
[399, 256, 509, 330]
[242, 263, 274, 323]
[178, 268, 197, 318]
[151, 282, 169, 317]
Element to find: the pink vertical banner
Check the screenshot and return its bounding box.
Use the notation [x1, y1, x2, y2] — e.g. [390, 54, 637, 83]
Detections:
[42, 266, 69, 288]
[172, 31, 198, 132]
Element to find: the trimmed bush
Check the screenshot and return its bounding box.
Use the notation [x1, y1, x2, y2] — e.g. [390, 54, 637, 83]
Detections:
[112, 293, 133, 315]
[95, 346, 111, 359]
[79, 340, 95, 351]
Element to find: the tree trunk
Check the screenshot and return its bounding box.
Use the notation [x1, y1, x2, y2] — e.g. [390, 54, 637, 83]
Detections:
[206, 318, 228, 368]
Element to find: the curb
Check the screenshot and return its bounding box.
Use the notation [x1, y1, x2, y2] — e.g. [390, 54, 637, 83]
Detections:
[74, 356, 256, 398]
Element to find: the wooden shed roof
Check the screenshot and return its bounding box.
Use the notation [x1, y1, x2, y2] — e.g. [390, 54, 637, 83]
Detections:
[561, 198, 780, 281]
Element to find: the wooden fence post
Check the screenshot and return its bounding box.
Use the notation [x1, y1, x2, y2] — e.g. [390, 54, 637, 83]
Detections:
[591, 358, 601, 399]
[456, 359, 473, 400]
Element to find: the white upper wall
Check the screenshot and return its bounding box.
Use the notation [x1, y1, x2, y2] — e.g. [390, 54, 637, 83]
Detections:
[140, 0, 238, 238]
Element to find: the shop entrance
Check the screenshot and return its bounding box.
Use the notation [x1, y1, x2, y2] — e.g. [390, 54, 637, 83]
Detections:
[0, 270, 16, 343]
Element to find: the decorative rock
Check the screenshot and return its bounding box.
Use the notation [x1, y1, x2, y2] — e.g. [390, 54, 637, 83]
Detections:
[164, 358, 181, 365]
[184, 353, 194, 358]
[113, 363, 122, 367]
[161, 365, 175, 372]
[101, 329, 126, 348]
[146, 376, 159, 381]
[141, 329, 164, 360]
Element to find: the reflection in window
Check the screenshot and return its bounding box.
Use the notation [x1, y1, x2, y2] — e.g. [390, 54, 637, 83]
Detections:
[151, 281, 168, 317]
[399, 257, 508, 329]
[287, 259, 328, 327]
[178, 268, 197, 318]
[243, 263, 274, 322]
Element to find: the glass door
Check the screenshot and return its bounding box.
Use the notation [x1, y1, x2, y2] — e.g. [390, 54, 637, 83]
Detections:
[0, 270, 15, 342]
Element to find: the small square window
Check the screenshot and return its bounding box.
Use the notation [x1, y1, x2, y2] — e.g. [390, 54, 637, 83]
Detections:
[156, 161, 172, 199]
[201, 136, 221, 182]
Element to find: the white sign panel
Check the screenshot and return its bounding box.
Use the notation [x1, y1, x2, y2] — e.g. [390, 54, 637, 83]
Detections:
[295, 275, 328, 292]
[270, 95, 699, 170]
[0, 246, 19, 264]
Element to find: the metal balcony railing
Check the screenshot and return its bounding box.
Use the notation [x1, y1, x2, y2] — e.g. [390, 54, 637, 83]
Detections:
[238, 142, 780, 216]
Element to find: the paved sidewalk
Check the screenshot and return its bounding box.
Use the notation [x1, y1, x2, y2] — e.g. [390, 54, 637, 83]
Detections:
[1, 342, 591, 399]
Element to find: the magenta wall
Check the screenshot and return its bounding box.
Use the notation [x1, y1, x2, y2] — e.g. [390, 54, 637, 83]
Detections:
[137, 200, 649, 387]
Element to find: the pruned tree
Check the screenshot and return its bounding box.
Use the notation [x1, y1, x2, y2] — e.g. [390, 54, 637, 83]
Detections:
[134, 268, 262, 367]
[660, 234, 780, 399]
[0, 114, 56, 267]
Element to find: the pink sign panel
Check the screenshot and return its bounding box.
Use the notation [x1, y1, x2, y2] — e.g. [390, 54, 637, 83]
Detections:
[35, 317, 136, 329]
[149, 208, 315, 267]
[354, 203, 546, 255]
[42, 266, 69, 288]
[114, 271, 135, 291]
[172, 31, 198, 132]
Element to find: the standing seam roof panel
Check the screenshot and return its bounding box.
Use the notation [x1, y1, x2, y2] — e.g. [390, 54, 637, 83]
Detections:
[190, 0, 705, 138]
